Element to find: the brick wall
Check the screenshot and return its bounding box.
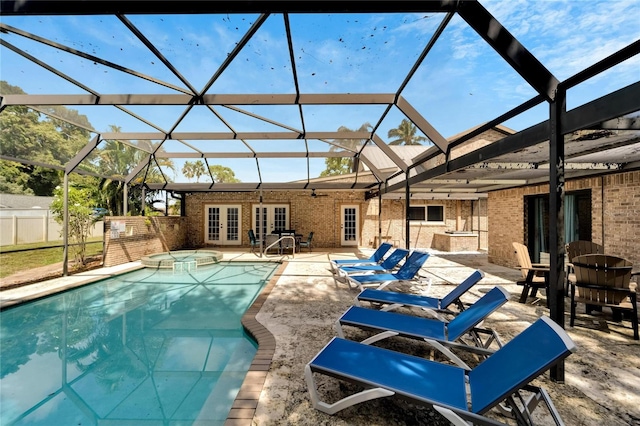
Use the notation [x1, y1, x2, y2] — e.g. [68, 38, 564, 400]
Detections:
[184, 191, 487, 250]
[344, 197, 482, 250]
[185, 191, 364, 248]
[103, 216, 188, 267]
[488, 171, 640, 267]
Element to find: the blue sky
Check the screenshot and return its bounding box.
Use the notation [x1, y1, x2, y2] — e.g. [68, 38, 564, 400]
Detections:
[1, 0, 639, 183]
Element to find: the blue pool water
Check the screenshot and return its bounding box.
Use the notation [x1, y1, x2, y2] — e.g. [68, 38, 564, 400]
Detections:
[0, 261, 277, 425]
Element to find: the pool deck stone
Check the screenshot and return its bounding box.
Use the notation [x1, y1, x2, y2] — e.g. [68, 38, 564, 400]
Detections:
[0, 262, 144, 309]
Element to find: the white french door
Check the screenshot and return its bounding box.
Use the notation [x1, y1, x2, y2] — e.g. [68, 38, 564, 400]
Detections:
[252, 204, 289, 239]
[341, 205, 359, 246]
[204, 204, 242, 245]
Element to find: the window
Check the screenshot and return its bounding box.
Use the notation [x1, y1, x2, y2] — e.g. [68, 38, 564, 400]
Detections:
[408, 206, 425, 221]
[427, 205, 444, 222]
[409, 205, 444, 224]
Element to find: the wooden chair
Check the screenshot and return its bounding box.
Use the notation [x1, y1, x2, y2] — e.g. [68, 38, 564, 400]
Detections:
[570, 254, 637, 340]
[566, 240, 604, 294]
[512, 242, 550, 304]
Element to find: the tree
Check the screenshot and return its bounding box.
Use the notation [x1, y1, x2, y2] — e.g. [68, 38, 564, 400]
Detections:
[208, 164, 240, 183]
[0, 81, 92, 195]
[320, 122, 372, 177]
[182, 160, 206, 182]
[94, 127, 175, 215]
[387, 119, 427, 146]
[50, 184, 97, 266]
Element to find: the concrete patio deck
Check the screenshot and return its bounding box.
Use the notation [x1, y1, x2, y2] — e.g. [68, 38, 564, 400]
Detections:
[1, 248, 639, 425]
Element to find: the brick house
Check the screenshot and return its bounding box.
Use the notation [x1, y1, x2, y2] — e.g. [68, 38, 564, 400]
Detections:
[103, 123, 639, 272]
[487, 171, 640, 269]
[178, 126, 515, 252]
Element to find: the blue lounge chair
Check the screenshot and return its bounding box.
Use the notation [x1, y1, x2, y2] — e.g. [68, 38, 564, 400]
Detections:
[306, 315, 575, 425]
[336, 248, 409, 276]
[337, 286, 509, 367]
[344, 250, 430, 291]
[329, 242, 393, 273]
[356, 269, 485, 319]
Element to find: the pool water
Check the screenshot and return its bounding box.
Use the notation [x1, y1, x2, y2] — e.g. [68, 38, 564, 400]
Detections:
[0, 261, 277, 425]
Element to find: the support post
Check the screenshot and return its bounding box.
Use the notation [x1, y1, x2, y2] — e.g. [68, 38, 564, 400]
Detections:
[123, 184, 128, 216]
[549, 87, 566, 382]
[378, 185, 382, 248]
[259, 188, 264, 257]
[141, 186, 146, 215]
[405, 172, 410, 250]
[63, 173, 69, 276]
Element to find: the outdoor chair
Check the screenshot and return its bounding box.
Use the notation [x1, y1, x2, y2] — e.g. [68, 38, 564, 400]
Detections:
[337, 286, 510, 367]
[329, 242, 393, 272]
[565, 240, 603, 294]
[248, 229, 261, 253]
[263, 233, 280, 255]
[512, 242, 549, 305]
[306, 315, 575, 425]
[279, 231, 296, 254]
[298, 231, 314, 252]
[569, 254, 638, 340]
[336, 248, 409, 277]
[355, 269, 485, 320]
[344, 250, 430, 291]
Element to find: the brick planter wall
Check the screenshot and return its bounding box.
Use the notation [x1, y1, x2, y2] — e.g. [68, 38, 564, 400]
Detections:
[103, 216, 188, 267]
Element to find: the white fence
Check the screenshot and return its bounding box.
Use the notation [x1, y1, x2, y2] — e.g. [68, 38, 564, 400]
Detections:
[0, 211, 103, 246]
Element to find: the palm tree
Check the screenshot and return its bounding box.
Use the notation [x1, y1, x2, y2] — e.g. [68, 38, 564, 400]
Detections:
[387, 119, 427, 145]
[182, 160, 206, 182]
[321, 122, 373, 176]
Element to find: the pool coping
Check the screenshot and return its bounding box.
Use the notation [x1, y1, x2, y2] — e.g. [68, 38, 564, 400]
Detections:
[227, 260, 287, 426]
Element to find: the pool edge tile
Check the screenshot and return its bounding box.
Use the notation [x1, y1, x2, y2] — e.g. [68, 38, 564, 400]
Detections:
[234, 260, 287, 425]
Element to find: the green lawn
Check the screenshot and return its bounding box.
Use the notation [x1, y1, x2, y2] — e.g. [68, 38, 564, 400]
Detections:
[0, 238, 103, 278]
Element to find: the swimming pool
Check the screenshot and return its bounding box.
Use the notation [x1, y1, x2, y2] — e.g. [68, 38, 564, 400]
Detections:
[0, 261, 278, 425]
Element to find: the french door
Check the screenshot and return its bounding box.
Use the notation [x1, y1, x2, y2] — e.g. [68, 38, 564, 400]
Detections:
[204, 204, 242, 245]
[252, 204, 289, 239]
[341, 205, 359, 246]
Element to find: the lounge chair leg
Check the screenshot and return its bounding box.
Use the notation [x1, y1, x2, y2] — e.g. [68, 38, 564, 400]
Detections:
[305, 365, 394, 415]
[360, 331, 399, 346]
[375, 280, 393, 291]
[423, 338, 471, 369]
[519, 284, 530, 303]
[432, 406, 470, 426]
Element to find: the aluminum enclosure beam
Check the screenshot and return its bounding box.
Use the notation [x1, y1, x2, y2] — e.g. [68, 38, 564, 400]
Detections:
[1, 93, 396, 106]
[383, 80, 640, 194]
[458, 1, 559, 101]
[96, 131, 373, 140]
[396, 96, 449, 153]
[0, 1, 462, 15]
